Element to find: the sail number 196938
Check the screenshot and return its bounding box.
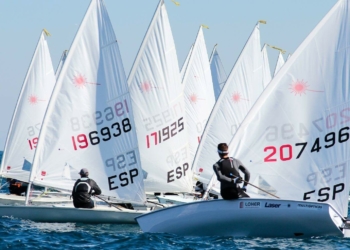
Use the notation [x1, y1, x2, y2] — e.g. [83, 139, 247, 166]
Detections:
[71, 118, 132, 150]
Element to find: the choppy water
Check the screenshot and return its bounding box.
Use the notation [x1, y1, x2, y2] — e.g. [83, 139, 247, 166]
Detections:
[1, 211, 350, 249]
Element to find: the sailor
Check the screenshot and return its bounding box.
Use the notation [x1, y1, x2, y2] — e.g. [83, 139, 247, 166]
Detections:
[72, 168, 102, 208]
[7, 178, 28, 196]
[213, 143, 250, 200]
[194, 181, 205, 198]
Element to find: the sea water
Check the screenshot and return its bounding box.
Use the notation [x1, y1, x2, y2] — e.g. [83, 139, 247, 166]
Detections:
[1, 204, 350, 249]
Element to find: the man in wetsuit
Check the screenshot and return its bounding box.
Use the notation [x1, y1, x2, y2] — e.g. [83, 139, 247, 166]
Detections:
[72, 168, 102, 208]
[213, 143, 250, 200]
[7, 178, 28, 196]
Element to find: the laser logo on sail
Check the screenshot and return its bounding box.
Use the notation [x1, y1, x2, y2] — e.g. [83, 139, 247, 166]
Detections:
[72, 73, 100, 88]
[189, 93, 205, 104]
[29, 95, 37, 104]
[139, 81, 161, 93]
[28, 95, 46, 105]
[289, 79, 323, 96]
[231, 91, 249, 103]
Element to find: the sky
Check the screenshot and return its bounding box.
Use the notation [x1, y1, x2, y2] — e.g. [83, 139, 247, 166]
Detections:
[0, 0, 338, 148]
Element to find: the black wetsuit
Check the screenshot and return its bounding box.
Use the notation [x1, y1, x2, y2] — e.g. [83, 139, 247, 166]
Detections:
[213, 157, 250, 200]
[8, 179, 28, 196]
[72, 177, 101, 208]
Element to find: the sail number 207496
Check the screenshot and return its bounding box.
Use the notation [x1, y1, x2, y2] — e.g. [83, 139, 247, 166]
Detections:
[263, 126, 349, 162]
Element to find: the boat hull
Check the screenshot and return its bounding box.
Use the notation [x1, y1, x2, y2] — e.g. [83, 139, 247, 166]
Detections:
[136, 198, 344, 237]
[0, 204, 146, 224]
[0, 193, 71, 205]
[156, 195, 198, 205]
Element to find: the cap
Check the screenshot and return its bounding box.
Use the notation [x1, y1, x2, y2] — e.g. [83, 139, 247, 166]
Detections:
[79, 168, 89, 176]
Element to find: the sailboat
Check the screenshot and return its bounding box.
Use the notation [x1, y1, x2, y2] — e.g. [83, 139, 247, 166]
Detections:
[128, 0, 192, 195]
[136, 0, 350, 237]
[192, 22, 264, 187]
[160, 22, 266, 204]
[156, 26, 216, 204]
[182, 26, 215, 167]
[209, 44, 228, 100]
[0, 0, 147, 223]
[0, 30, 70, 205]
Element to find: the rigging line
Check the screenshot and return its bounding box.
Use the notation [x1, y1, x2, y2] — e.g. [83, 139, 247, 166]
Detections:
[146, 199, 166, 208]
[30, 189, 49, 202]
[231, 174, 280, 199]
[94, 195, 122, 211]
[0, 179, 10, 189]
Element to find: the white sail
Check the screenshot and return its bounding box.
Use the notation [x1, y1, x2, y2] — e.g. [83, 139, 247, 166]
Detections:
[31, 0, 146, 205]
[273, 51, 285, 76]
[262, 44, 271, 88]
[0, 31, 56, 182]
[228, 0, 350, 217]
[209, 44, 227, 100]
[55, 50, 68, 78]
[128, 0, 192, 193]
[180, 44, 193, 83]
[193, 24, 264, 184]
[183, 27, 215, 167]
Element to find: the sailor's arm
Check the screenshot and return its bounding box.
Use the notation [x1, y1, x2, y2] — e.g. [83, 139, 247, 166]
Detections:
[238, 163, 250, 184]
[72, 180, 79, 196]
[91, 179, 102, 195]
[213, 163, 232, 183]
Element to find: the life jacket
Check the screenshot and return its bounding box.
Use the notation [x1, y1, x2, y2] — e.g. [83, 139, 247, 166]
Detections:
[73, 177, 93, 204]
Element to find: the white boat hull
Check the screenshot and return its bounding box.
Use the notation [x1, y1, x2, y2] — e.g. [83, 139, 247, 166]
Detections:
[156, 195, 198, 205]
[0, 193, 71, 205]
[0, 204, 146, 224]
[136, 198, 345, 237]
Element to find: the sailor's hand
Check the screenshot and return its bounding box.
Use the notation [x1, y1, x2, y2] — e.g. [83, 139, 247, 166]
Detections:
[233, 177, 242, 184]
[241, 186, 247, 192]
